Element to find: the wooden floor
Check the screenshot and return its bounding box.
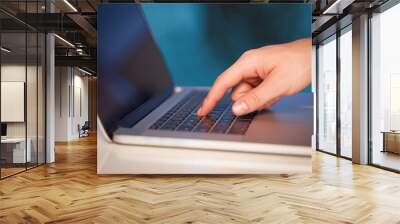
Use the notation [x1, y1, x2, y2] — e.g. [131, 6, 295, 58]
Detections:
[1, 167, 26, 178]
[1, 135, 400, 224]
[372, 150, 400, 171]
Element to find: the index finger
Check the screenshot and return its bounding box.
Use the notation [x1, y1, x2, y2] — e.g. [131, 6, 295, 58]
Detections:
[197, 51, 258, 116]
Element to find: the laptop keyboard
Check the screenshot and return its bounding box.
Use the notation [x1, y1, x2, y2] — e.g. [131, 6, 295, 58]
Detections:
[149, 91, 256, 135]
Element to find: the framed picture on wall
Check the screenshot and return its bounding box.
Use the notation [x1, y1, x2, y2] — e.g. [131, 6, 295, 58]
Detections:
[1, 81, 25, 122]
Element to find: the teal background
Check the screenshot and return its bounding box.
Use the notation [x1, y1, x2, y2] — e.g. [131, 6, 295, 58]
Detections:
[142, 4, 311, 91]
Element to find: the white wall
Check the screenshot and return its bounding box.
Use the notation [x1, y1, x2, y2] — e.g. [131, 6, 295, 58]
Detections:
[54, 67, 89, 141]
[72, 73, 89, 138]
[55, 66, 70, 141]
[1, 65, 26, 138]
[1, 65, 42, 138]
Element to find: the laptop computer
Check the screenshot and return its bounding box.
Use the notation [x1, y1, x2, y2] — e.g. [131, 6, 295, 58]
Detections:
[97, 4, 313, 152]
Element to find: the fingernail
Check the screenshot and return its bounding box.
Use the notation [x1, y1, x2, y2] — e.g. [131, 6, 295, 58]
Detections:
[232, 102, 248, 115]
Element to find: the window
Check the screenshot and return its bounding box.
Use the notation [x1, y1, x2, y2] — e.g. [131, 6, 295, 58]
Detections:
[316, 26, 353, 159]
[339, 27, 352, 158]
[317, 36, 337, 154]
[370, 2, 400, 171]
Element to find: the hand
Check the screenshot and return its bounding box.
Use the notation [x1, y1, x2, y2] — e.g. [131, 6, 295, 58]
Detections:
[197, 38, 311, 116]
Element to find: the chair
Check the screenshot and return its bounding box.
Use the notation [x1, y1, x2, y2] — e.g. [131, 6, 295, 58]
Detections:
[79, 121, 90, 138]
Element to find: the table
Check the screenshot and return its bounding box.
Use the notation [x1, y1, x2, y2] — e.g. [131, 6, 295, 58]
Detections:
[382, 131, 400, 154]
[1, 138, 32, 164]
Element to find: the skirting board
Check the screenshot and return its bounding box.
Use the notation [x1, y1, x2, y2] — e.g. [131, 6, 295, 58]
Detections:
[97, 118, 311, 174]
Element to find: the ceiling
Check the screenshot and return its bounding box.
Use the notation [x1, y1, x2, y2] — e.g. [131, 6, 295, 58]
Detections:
[0, 0, 391, 73]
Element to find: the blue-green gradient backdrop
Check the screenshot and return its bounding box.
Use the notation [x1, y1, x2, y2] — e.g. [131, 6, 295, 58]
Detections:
[142, 4, 311, 90]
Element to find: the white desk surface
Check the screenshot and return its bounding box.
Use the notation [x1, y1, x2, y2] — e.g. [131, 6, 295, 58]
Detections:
[1, 138, 28, 144]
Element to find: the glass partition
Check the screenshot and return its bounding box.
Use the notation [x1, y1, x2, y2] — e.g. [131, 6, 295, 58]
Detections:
[1, 30, 28, 177]
[0, 1, 46, 179]
[317, 35, 337, 154]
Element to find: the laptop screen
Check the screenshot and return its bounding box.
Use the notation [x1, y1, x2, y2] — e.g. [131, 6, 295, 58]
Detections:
[98, 4, 174, 137]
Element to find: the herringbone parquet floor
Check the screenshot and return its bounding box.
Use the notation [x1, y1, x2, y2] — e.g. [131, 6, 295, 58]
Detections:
[1, 134, 400, 224]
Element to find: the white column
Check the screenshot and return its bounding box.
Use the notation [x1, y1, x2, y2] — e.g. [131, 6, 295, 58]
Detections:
[45, 1, 56, 163]
[46, 33, 55, 163]
[352, 14, 369, 164]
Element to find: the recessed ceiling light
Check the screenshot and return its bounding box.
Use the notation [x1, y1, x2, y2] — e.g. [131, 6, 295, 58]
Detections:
[78, 67, 93, 76]
[54, 34, 75, 48]
[63, 0, 78, 12]
[323, 0, 354, 15]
